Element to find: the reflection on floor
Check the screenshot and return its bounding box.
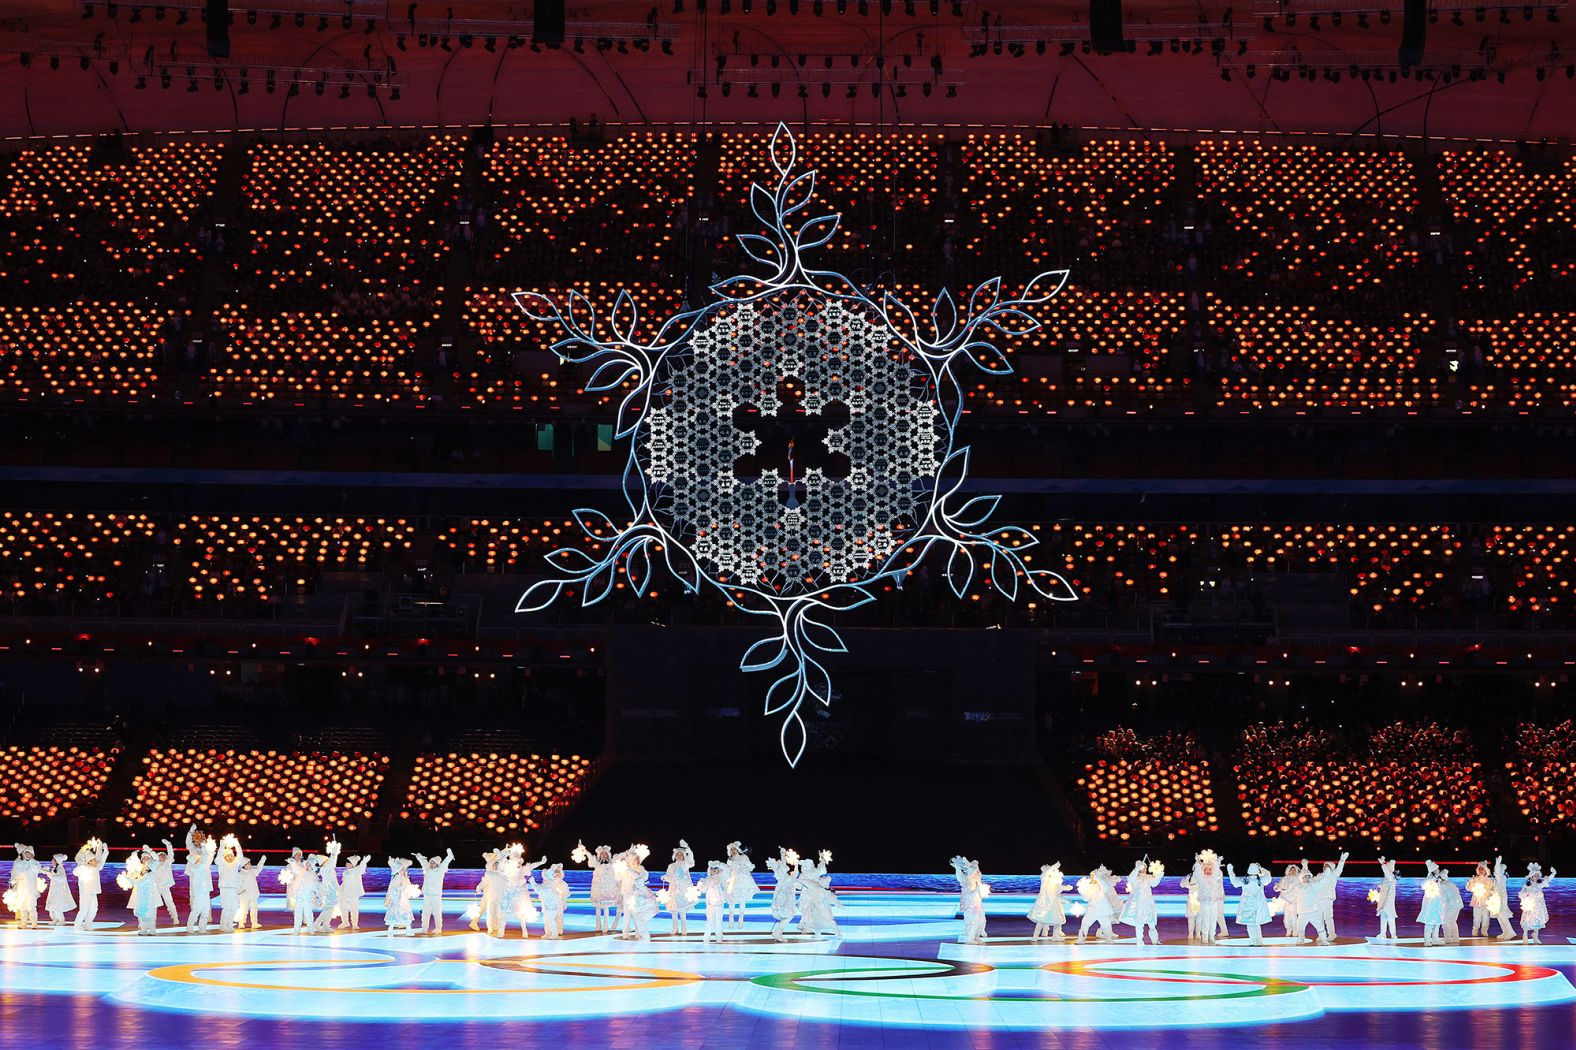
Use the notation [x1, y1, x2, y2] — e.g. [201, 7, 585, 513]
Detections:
[2, 878, 1575, 1047]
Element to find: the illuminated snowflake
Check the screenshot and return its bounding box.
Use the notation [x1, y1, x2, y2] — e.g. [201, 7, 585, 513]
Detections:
[514, 124, 1077, 765]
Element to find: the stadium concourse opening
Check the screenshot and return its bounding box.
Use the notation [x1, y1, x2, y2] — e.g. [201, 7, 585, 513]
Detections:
[4, 1, 1576, 1048]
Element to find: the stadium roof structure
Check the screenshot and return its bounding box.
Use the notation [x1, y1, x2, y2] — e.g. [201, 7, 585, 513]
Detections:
[0, 0, 1572, 141]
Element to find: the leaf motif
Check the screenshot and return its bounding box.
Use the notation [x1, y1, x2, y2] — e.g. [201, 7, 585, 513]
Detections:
[572, 508, 616, 540]
[780, 168, 816, 217]
[780, 709, 808, 769]
[803, 655, 832, 708]
[946, 544, 975, 599]
[769, 121, 796, 176]
[614, 387, 648, 438]
[795, 213, 840, 252]
[968, 276, 1003, 318]
[985, 306, 1042, 333]
[949, 494, 1000, 528]
[544, 546, 598, 573]
[932, 288, 958, 340]
[750, 182, 780, 232]
[937, 445, 971, 503]
[991, 524, 1039, 550]
[1028, 569, 1081, 602]
[990, 548, 1022, 602]
[762, 672, 801, 716]
[737, 234, 783, 268]
[963, 340, 1013, 374]
[565, 288, 595, 335]
[741, 632, 790, 673]
[814, 585, 876, 611]
[799, 615, 847, 654]
[611, 288, 638, 342]
[585, 359, 638, 392]
[515, 578, 565, 613]
[581, 559, 619, 607]
[510, 290, 558, 323]
[1022, 269, 1072, 304]
[626, 540, 653, 597]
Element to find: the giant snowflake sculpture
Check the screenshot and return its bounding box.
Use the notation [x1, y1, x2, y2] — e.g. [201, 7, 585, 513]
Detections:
[514, 124, 1078, 765]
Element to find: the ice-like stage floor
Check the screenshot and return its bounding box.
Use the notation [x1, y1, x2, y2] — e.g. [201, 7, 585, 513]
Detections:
[3, 877, 1576, 1048]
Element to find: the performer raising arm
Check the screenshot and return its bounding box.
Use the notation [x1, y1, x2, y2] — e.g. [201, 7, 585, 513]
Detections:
[72, 838, 110, 931]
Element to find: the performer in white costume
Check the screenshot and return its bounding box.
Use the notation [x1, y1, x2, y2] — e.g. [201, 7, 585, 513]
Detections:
[1373, 856, 1399, 942]
[1520, 863, 1556, 944]
[724, 842, 759, 932]
[1313, 853, 1349, 940]
[951, 855, 989, 945]
[1227, 862, 1273, 945]
[764, 848, 799, 941]
[536, 863, 570, 940]
[797, 851, 840, 937]
[1028, 862, 1069, 941]
[73, 838, 109, 930]
[1490, 855, 1518, 940]
[1178, 869, 1201, 940]
[8, 844, 43, 928]
[1418, 860, 1447, 946]
[1466, 861, 1495, 937]
[1120, 858, 1163, 946]
[215, 835, 246, 933]
[339, 853, 370, 930]
[474, 850, 506, 936]
[152, 839, 180, 927]
[1275, 864, 1302, 937]
[385, 857, 416, 935]
[288, 851, 319, 933]
[238, 856, 267, 930]
[620, 848, 661, 942]
[43, 853, 75, 926]
[414, 848, 456, 935]
[123, 849, 159, 935]
[664, 841, 698, 936]
[700, 861, 729, 942]
[1193, 850, 1226, 946]
[1076, 863, 1122, 943]
[1436, 863, 1464, 945]
[576, 842, 620, 934]
[184, 826, 217, 932]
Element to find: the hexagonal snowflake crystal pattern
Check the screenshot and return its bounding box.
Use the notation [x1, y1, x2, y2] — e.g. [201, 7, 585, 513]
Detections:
[643, 291, 941, 595]
[513, 122, 1079, 765]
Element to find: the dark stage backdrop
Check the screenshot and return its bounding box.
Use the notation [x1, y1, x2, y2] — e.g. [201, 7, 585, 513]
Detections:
[605, 626, 1036, 764]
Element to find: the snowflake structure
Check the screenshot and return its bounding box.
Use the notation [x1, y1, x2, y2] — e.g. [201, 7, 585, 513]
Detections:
[514, 124, 1078, 766]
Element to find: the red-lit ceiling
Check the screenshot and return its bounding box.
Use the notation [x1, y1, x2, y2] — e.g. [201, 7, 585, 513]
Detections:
[0, 1, 1572, 141]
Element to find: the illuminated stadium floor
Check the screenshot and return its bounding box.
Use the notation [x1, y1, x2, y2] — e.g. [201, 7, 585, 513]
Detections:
[2, 879, 1575, 1048]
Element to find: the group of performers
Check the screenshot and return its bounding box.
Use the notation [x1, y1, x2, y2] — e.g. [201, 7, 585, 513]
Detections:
[6, 836, 1559, 946]
[3, 834, 841, 942]
[579, 839, 840, 943]
[1002, 850, 1555, 947]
